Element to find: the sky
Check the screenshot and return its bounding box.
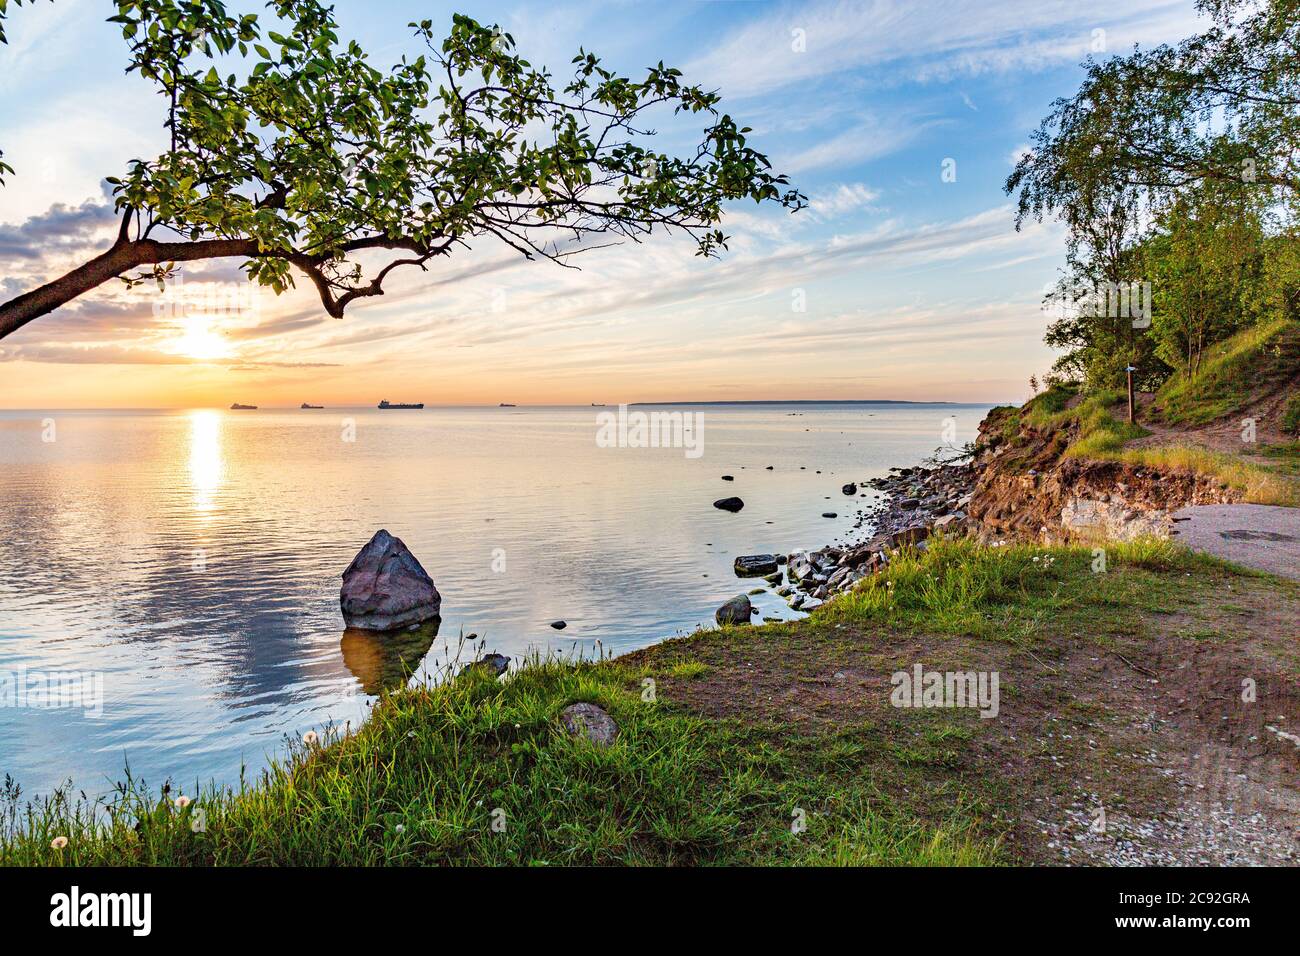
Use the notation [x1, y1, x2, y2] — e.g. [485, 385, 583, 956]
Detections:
[0, 0, 1207, 408]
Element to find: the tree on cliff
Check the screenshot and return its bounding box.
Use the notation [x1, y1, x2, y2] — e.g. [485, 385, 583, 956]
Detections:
[1009, 0, 1300, 214]
[1005, 0, 1300, 389]
[0, 0, 804, 340]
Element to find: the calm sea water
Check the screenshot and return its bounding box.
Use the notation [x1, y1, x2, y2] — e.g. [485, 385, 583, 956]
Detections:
[0, 402, 991, 799]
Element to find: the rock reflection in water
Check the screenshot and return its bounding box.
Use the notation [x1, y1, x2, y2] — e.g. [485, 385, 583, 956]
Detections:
[339, 618, 441, 695]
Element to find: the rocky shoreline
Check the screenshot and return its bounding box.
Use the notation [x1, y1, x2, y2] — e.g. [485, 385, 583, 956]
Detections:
[722, 455, 978, 621]
[719, 381, 1271, 625]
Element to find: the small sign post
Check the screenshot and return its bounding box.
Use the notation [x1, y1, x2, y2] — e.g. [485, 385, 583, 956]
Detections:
[1125, 365, 1137, 425]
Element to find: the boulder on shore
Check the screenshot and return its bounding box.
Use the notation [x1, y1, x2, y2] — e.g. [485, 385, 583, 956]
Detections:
[713, 496, 745, 512]
[933, 513, 964, 532]
[786, 551, 815, 583]
[734, 554, 779, 576]
[340, 529, 442, 631]
[715, 594, 753, 625]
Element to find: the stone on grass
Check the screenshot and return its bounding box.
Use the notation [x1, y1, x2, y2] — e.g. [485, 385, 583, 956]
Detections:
[887, 525, 930, 548]
[560, 702, 618, 747]
[461, 653, 510, 678]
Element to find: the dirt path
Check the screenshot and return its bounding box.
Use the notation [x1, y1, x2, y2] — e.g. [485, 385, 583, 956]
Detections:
[1127, 383, 1298, 462]
[1028, 577, 1300, 865]
[1172, 504, 1300, 581]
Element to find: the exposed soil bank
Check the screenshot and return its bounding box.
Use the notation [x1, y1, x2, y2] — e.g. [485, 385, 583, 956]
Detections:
[967, 405, 1241, 543]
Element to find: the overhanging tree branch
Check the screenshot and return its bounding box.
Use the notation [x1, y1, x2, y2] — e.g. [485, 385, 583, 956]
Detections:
[0, 1, 805, 341]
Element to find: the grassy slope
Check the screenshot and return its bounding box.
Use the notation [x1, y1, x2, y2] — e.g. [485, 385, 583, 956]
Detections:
[1153, 317, 1300, 427]
[3, 537, 1276, 867]
[1010, 376, 1299, 505]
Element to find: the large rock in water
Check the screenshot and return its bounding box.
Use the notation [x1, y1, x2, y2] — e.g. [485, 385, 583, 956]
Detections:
[715, 594, 753, 625]
[340, 529, 442, 630]
[734, 554, 779, 577]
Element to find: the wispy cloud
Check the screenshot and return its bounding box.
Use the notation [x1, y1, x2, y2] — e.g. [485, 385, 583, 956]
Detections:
[809, 182, 881, 218]
[686, 0, 1202, 99]
[781, 113, 948, 172]
[0, 341, 339, 367]
[0, 188, 116, 262]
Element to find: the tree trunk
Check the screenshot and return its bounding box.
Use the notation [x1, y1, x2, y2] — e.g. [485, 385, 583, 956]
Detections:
[0, 236, 261, 341]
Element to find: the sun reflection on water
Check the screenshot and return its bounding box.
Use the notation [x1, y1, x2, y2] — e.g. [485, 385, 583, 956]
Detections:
[188, 410, 224, 515]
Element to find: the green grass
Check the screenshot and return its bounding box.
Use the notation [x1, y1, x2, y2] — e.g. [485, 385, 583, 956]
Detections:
[1153, 317, 1300, 426]
[1123, 444, 1298, 504]
[1059, 390, 1150, 457]
[1260, 441, 1300, 478]
[1282, 397, 1300, 436]
[1029, 383, 1077, 415]
[1017, 385, 1150, 457]
[0, 651, 995, 867]
[0, 536, 1280, 868]
[822, 534, 1205, 642]
[665, 661, 710, 679]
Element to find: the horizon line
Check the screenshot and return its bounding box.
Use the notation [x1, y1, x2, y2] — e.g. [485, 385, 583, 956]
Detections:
[0, 398, 1013, 412]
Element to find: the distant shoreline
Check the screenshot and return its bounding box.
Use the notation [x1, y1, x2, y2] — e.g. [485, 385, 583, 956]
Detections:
[628, 399, 981, 406]
[0, 400, 1008, 412]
